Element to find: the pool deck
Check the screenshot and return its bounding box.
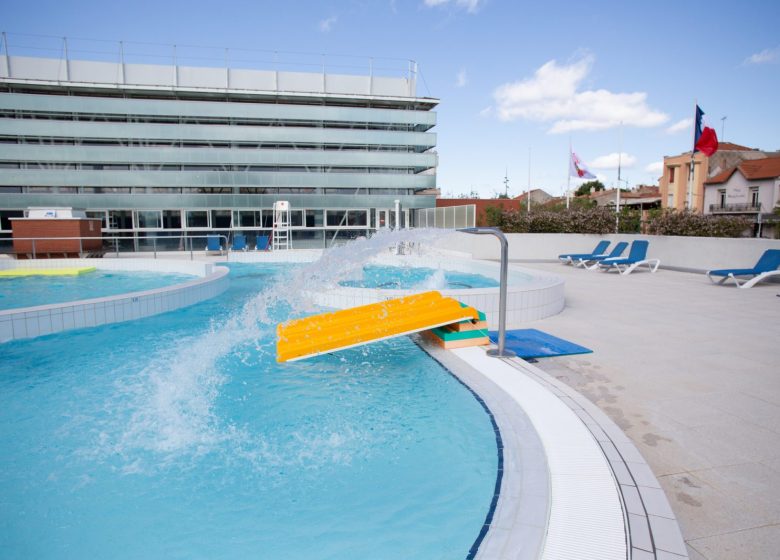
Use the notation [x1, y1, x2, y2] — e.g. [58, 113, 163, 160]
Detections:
[515, 262, 780, 560]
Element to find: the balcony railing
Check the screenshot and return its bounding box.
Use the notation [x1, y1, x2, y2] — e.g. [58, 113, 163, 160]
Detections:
[709, 203, 762, 214]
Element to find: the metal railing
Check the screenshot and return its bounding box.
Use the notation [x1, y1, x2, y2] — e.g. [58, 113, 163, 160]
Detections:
[709, 203, 762, 213]
[1, 234, 234, 260]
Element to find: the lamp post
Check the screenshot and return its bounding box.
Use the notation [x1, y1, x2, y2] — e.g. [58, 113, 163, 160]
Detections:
[457, 227, 516, 358]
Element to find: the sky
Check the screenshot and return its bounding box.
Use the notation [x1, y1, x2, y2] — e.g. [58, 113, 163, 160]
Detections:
[4, 0, 780, 198]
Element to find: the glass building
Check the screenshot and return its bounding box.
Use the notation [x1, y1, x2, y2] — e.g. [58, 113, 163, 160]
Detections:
[0, 36, 438, 250]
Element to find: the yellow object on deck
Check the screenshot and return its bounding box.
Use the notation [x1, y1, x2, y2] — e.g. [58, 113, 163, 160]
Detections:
[276, 290, 480, 362]
[0, 267, 97, 278]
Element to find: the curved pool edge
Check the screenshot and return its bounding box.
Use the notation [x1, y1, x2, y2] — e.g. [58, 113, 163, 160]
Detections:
[0, 258, 229, 343]
[317, 256, 565, 328]
[423, 340, 690, 560]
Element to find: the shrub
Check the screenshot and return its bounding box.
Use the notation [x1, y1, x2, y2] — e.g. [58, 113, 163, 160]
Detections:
[645, 210, 751, 237]
[489, 207, 752, 237]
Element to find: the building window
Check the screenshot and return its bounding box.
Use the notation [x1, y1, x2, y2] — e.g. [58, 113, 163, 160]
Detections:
[186, 211, 208, 228]
[750, 187, 760, 208]
[668, 166, 675, 183]
[162, 210, 182, 229]
[326, 210, 347, 227]
[108, 210, 133, 230]
[210, 210, 232, 229]
[136, 210, 162, 229]
[719, 189, 726, 208]
[305, 209, 323, 227]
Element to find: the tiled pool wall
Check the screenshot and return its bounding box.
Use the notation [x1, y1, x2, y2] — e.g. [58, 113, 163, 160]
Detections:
[0, 258, 229, 343]
[311, 254, 565, 328]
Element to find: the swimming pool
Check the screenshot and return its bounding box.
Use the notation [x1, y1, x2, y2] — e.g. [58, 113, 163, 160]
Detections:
[0, 261, 498, 559]
[339, 264, 500, 290]
[0, 270, 196, 311]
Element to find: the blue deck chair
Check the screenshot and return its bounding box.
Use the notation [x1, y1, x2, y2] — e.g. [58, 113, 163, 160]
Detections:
[706, 249, 780, 289]
[231, 234, 247, 252]
[205, 235, 223, 254]
[558, 240, 610, 265]
[598, 240, 660, 275]
[255, 235, 270, 251]
[574, 241, 628, 269]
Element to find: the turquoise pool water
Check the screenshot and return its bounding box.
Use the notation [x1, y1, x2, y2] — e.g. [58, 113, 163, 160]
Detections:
[0, 261, 498, 559]
[339, 264, 499, 289]
[0, 270, 196, 311]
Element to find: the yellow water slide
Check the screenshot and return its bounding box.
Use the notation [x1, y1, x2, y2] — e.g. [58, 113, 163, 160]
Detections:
[276, 290, 480, 362]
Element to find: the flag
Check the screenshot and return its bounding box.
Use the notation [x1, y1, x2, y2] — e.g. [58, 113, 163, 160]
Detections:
[694, 105, 719, 156]
[570, 151, 596, 179]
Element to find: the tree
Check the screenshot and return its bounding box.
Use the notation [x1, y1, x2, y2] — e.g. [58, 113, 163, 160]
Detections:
[575, 180, 605, 197]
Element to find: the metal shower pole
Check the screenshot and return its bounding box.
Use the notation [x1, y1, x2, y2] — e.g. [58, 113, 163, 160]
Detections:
[457, 227, 516, 358]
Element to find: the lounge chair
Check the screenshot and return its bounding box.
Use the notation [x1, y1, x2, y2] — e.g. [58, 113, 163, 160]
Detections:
[706, 249, 780, 289]
[574, 241, 628, 269]
[558, 240, 610, 265]
[231, 234, 247, 251]
[598, 240, 660, 275]
[255, 235, 270, 251]
[205, 235, 223, 255]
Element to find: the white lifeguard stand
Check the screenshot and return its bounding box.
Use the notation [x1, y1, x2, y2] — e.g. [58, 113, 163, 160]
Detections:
[272, 200, 291, 251]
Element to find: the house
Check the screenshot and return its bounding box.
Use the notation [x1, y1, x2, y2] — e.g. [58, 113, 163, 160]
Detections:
[514, 189, 553, 206]
[703, 156, 780, 238]
[588, 186, 661, 210]
[659, 143, 777, 213]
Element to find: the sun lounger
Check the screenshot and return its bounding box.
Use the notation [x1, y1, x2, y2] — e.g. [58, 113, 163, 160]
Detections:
[231, 234, 247, 251]
[255, 235, 270, 251]
[205, 235, 223, 255]
[558, 240, 610, 265]
[598, 240, 660, 275]
[574, 241, 628, 269]
[706, 249, 780, 289]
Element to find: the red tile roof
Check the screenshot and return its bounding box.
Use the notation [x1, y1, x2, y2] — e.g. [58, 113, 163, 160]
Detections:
[717, 142, 755, 151]
[705, 156, 780, 184]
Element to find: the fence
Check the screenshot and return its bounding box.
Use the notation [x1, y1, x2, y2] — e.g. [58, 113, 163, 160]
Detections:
[414, 205, 475, 229]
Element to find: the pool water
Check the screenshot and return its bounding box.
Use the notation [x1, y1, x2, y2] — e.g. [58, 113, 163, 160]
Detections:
[0, 260, 498, 559]
[339, 264, 499, 290]
[0, 270, 197, 310]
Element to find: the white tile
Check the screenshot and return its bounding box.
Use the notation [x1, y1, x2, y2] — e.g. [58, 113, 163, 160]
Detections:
[94, 305, 106, 325]
[73, 309, 86, 329]
[0, 320, 13, 341]
[37, 313, 53, 336]
[62, 311, 75, 330]
[25, 317, 40, 338]
[50, 311, 64, 332]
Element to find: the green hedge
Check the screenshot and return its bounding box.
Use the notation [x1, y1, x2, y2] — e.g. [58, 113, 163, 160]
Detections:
[487, 207, 752, 238]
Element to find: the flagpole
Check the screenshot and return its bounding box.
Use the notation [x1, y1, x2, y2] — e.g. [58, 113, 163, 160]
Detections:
[566, 136, 571, 209]
[687, 99, 697, 211]
[527, 147, 531, 213]
[616, 123, 622, 233]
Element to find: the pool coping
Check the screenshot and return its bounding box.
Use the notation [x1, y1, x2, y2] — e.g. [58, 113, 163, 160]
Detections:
[421, 340, 689, 560]
[0, 258, 229, 342]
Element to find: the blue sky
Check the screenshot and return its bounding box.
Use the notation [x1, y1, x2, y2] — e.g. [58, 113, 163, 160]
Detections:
[4, 0, 780, 197]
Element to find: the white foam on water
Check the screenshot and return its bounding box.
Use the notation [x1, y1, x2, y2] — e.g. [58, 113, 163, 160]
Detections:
[104, 228, 456, 470]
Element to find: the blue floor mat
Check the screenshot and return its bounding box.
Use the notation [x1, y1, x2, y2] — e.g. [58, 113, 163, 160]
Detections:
[487, 328, 592, 359]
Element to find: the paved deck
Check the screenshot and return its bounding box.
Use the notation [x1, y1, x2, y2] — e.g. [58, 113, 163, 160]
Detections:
[518, 262, 780, 560]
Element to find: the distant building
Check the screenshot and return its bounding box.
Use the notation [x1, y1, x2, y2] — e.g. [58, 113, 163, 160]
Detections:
[659, 143, 777, 213]
[704, 156, 780, 238]
[588, 186, 660, 210]
[514, 188, 553, 205]
[0, 41, 438, 249]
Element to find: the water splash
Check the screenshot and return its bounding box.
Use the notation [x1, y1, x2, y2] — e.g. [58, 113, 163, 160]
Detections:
[107, 228, 457, 467]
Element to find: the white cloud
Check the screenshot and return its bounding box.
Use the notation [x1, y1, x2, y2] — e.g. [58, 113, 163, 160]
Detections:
[456, 68, 467, 87]
[589, 152, 637, 169]
[423, 0, 484, 13]
[478, 106, 493, 117]
[645, 161, 664, 174]
[319, 15, 337, 32]
[492, 55, 668, 133]
[744, 47, 779, 65]
[666, 118, 692, 134]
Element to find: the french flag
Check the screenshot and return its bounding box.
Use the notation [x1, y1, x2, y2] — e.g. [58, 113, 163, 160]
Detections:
[694, 105, 719, 156]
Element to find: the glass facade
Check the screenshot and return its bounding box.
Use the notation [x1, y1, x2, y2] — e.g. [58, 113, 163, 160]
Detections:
[0, 54, 438, 248]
